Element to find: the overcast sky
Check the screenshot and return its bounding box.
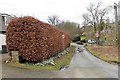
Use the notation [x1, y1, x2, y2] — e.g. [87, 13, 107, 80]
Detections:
[0, 0, 119, 25]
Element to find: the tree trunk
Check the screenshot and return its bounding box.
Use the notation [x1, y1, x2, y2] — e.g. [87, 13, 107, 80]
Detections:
[93, 22, 97, 33]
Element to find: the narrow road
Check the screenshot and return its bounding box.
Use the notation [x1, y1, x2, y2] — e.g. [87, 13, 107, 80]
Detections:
[62, 43, 118, 78]
[1, 43, 119, 78]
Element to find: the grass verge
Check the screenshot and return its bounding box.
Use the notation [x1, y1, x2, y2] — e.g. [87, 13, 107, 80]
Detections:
[3, 46, 75, 71]
[86, 45, 119, 64]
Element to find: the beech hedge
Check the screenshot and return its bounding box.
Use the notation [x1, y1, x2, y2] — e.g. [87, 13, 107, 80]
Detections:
[6, 16, 70, 62]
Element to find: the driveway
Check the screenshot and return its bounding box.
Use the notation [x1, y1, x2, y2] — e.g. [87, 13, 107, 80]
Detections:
[1, 43, 119, 78]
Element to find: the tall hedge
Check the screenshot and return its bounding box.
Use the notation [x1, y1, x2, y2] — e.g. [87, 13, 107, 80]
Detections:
[6, 16, 70, 62]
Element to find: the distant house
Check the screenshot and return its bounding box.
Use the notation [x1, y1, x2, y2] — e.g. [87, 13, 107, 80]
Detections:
[0, 13, 15, 53]
[0, 13, 14, 34]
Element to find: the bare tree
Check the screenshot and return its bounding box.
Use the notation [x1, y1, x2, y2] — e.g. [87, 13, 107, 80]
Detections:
[82, 13, 90, 26]
[82, 2, 109, 33]
[47, 15, 62, 26]
[82, 13, 91, 31]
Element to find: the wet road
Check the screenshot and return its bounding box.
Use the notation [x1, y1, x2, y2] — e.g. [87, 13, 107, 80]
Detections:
[1, 43, 119, 78]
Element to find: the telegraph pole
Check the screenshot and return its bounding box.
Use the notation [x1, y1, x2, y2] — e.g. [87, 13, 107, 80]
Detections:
[118, 2, 120, 62]
[114, 3, 118, 47]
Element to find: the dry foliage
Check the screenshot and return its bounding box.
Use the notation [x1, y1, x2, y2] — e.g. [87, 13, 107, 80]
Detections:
[6, 16, 70, 62]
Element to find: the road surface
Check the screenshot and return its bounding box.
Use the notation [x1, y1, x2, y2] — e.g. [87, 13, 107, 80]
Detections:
[62, 43, 118, 78]
[1, 43, 119, 78]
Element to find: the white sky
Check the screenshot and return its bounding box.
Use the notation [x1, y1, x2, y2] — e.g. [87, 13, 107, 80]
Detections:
[0, 0, 120, 25]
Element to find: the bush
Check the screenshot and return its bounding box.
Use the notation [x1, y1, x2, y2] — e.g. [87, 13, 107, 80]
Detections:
[72, 35, 80, 42]
[6, 16, 70, 63]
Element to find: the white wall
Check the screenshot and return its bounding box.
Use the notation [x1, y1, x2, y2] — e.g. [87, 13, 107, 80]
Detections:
[0, 34, 6, 50]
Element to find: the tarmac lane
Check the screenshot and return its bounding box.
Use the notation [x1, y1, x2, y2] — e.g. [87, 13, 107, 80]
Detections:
[64, 43, 118, 78]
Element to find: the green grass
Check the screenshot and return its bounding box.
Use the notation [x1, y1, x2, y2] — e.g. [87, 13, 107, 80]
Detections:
[3, 46, 75, 71]
[86, 45, 118, 64]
